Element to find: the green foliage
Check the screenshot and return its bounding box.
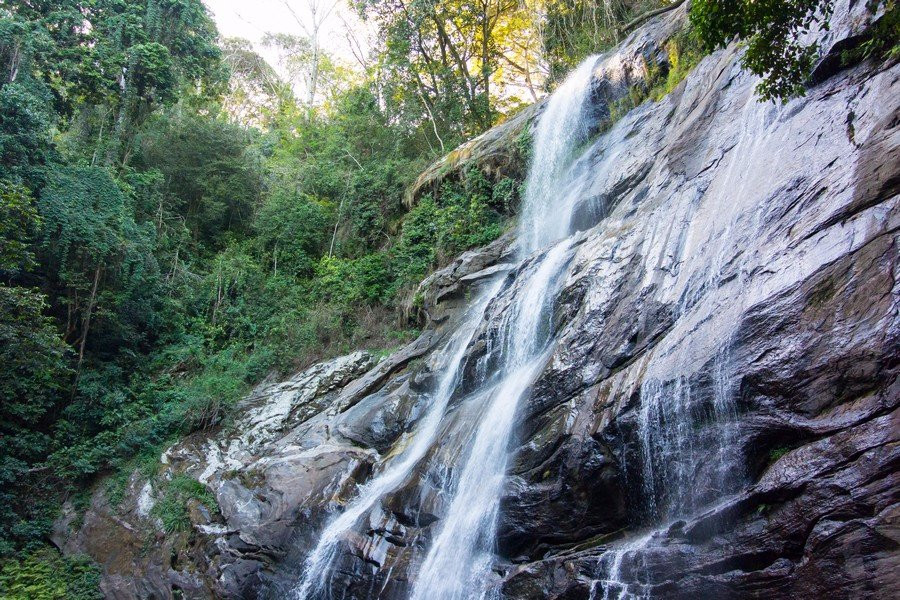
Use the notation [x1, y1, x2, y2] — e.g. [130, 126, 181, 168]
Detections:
[0, 81, 55, 189]
[38, 167, 152, 270]
[691, 0, 896, 100]
[354, 0, 495, 136]
[3, 0, 224, 165]
[0, 286, 71, 554]
[316, 253, 393, 305]
[842, 1, 900, 64]
[651, 29, 706, 100]
[37, 166, 161, 364]
[690, 0, 835, 100]
[150, 474, 218, 534]
[0, 181, 39, 272]
[0, 549, 101, 600]
[392, 178, 505, 289]
[515, 124, 534, 172]
[137, 112, 263, 246]
[127, 43, 177, 101]
[254, 192, 331, 277]
[0, 173, 72, 557]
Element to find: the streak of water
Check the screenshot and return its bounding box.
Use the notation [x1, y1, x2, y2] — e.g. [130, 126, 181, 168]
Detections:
[407, 54, 602, 600]
[410, 240, 573, 600]
[590, 533, 653, 600]
[520, 55, 599, 254]
[293, 279, 504, 599]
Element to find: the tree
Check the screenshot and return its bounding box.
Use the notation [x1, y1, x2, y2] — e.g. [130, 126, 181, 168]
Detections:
[2, 0, 225, 167]
[0, 0, 98, 115]
[37, 166, 157, 378]
[221, 38, 289, 127]
[280, 0, 341, 113]
[0, 180, 40, 273]
[0, 82, 56, 190]
[263, 32, 344, 116]
[88, 0, 225, 165]
[137, 112, 263, 246]
[354, 0, 539, 139]
[0, 285, 71, 554]
[690, 0, 834, 100]
[254, 191, 331, 278]
[542, 0, 653, 80]
[0, 181, 70, 555]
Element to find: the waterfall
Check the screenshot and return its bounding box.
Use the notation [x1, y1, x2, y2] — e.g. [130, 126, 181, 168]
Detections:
[294, 54, 600, 599]
[409, 55, 600, 600]
[520, 55, 599, 254]
[293, 280, 504, 599]
[409, 239, 573, 600]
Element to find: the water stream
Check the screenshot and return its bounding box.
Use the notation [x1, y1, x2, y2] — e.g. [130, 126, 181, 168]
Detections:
[296, 53, 610, 599]
[293, 280, 504, 599]
[410, 238, 574, 600]
[408, 54, 600, 600]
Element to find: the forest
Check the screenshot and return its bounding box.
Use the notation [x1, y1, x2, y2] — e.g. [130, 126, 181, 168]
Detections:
[0, 0, 896, 596]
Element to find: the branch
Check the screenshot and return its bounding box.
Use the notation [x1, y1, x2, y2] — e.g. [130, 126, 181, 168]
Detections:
[618, 0, 686, 35]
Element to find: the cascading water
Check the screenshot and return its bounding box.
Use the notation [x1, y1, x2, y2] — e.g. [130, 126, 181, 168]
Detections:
[519, 56, 599, 255]
[409, 55, 601, 600]
[589, 106, 768, 600]
[409, 239, 573, 600]
[294, 53, 601, 600]
[293, 281, 504, 599]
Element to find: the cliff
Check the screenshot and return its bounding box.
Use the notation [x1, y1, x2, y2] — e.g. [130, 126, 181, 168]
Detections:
[54, 1, 898, 598]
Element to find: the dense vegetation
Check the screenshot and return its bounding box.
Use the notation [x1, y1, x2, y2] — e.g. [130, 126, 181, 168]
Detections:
[691, 0, 899, 99]
[1, 0, 894, 596]
[0, 0, 513, 570]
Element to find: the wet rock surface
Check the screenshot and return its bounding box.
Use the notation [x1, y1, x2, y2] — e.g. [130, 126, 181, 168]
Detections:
[56, 1, 899, 598]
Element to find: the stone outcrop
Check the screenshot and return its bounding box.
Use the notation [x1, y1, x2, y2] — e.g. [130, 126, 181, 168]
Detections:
[56, 1, 899, 598]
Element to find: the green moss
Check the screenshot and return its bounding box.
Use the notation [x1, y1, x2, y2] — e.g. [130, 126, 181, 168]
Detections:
[233, 468, 267, 490]
[557, 528, 627, 555]
[650, 29, 706, 100]
[602, 26, 706, 132]
[104, 446, 166, 511]
[768, 446, 792, 464]
[808, 275, 839, 308]
[515, 120, 534, 164]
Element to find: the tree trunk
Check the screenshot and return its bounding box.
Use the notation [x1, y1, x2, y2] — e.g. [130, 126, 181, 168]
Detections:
[72, 264, 102, 395]
[106, 69, 130, 166]
[7, 40, 20, 83]
[481, 2, 492, 128]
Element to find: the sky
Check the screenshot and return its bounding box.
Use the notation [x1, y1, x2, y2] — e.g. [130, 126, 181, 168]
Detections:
[203, 0, 368, 78]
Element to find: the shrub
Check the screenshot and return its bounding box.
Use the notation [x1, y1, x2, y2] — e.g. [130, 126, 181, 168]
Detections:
[0, 549, 101, 600]
[149, 475, 218, 534]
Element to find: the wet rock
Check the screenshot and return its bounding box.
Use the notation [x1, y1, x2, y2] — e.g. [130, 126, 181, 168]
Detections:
[409, 230, 518, 326]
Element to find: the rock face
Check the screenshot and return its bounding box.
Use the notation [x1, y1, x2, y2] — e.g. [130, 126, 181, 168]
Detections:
[57, 2, 899, 598]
